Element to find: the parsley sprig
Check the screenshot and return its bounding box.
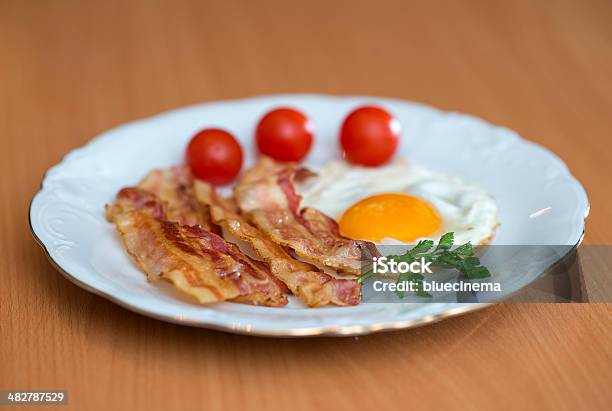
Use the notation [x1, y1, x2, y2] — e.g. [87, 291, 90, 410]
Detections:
[358, 232, 491, 298]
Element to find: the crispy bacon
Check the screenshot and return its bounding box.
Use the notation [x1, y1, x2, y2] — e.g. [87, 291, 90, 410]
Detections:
[138, 166, 215, 230]
[107, 187, 287, 307]
[234, 157, 377, 275]
[195, 181, 361, 306]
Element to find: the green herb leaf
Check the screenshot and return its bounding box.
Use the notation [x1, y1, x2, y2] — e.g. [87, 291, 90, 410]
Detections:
[394, 272, 431, 298]
[394, 271, 410, 298]
[462, 266, 491, 279]
[410, 239, 435, 254]
[454, 243, 473, 257]
[463, 256, 481, 267]
[437, 232, 454, 250]
[409, 273, 432, 297]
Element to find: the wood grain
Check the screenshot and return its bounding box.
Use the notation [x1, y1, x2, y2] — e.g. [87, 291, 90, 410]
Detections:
[1, 0, 611, 409]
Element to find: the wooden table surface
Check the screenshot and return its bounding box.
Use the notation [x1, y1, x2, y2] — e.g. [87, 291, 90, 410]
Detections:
[1, 0, 611, 409]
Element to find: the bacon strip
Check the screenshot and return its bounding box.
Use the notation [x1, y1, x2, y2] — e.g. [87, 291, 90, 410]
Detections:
[234, 157, 378, 275]
[195, 181, 361, 306]
[107, 187, 287, 307]
[138, 166, 215, 230]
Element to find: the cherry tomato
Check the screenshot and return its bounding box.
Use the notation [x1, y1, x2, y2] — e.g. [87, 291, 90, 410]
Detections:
[340, 106, 400, 166]
[255, 108, 314, 162]
[186, 128, 243, 185]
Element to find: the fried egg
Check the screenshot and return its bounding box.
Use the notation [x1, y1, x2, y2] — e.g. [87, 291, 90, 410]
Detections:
[298, 160, 498, 245]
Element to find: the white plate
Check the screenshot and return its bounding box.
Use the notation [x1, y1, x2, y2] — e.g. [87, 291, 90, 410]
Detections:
[30, 94, 589, 336]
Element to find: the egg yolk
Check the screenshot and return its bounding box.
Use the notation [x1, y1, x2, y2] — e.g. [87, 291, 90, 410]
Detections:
[339, 193, 441, 243]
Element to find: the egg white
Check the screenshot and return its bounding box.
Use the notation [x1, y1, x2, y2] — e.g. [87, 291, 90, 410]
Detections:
[297, 160, 499, 245]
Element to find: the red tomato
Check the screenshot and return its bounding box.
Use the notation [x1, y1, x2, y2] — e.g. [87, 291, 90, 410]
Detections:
[186, 129, 243, 185]
[255, 108, 314, 162]
[340, 106, 400, 166]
